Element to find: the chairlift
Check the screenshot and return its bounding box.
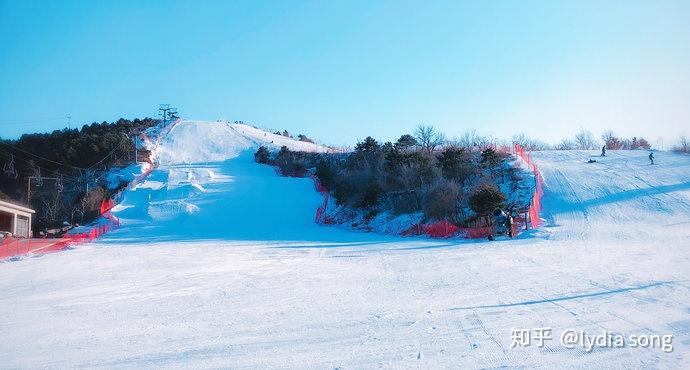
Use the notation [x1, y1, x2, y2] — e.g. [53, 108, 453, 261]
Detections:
[3, 155, 18, 179]
[55, 176, 64, 193]
[32, 168, 43, 186]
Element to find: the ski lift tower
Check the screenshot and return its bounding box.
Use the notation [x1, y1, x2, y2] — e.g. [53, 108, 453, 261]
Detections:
[169, 107, 179, 120]
[159, 104, 171, 125]
[158, 104, 179, 126]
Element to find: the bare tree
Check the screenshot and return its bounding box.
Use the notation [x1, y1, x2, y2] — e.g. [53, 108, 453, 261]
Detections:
[414, 124, 445, 154]
[511, 133, 550, 151]
[574, 129, 598, 150]
[673, 136, 689, 153]
[602, 130, 623, 149]
[453, 129, 489, 151]
[556, 138, 577, 150]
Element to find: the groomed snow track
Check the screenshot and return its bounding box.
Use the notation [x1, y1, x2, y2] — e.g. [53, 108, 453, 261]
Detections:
[1, 121, 689, 368]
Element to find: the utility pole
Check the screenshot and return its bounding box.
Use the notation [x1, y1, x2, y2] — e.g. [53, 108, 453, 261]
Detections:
[133, 136, 138, 164]
[67, 114, 72, 130]
[27, 176, 60, 204]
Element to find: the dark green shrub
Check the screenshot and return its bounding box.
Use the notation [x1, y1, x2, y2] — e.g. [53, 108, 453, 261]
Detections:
[469, 184, 506, 217]
[254, 146, 270, 164]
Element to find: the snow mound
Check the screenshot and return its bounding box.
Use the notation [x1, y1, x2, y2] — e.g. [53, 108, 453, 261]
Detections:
[148, 200, 200, 220]
[230, 123, 335, 153]
[157, 121, 253, 165]
[156, 120, 334, 165]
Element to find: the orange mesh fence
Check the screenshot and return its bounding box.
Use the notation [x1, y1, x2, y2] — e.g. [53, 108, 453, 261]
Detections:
[514, 143, 544, 229]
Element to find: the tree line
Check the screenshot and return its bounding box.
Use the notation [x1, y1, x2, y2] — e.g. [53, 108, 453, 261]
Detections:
[0, 117, 159, 234]
[256, 125, 527, 227]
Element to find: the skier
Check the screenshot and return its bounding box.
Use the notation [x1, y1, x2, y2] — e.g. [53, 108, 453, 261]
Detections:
[506, 213, 514, 238]
[649, 151, 654, 165]
[601, 145, 606, 157]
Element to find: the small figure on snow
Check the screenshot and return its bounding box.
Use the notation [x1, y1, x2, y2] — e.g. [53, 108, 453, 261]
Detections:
[587, 159, 597, 164]
[506, 213, 514, 238]
[601, 145, 606, 157]
[492, 208, 508, 236]
[649, 151, 654, 165]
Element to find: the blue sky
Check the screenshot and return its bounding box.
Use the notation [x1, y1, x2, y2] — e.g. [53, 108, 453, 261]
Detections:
[1, 0, 689, 146]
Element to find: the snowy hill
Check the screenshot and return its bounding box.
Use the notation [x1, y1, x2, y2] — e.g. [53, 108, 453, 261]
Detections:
[1, 122, 689, 368]
[534, 150, 690, 242]
[107, 120, 353, 242]
[156, 120, 333, 165]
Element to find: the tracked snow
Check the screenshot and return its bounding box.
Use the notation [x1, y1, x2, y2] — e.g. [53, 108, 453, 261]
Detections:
[1, 121, 689, 368]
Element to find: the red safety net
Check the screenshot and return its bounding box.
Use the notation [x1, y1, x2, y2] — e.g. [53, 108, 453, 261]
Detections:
[513, 143, 544, 229]
[99, 198, 115, 214]
[401, 222, 496, 239]
[0, 237, 72, 259]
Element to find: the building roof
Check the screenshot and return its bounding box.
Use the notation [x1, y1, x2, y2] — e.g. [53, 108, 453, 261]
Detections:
[0, 199, 35, 214]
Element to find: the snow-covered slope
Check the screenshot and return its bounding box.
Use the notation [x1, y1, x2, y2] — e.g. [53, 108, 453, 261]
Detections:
[534, 150, 690, 242]
[108, 120, 354, 241]
[1, 124, 689, 368]
[156, 120, 333, 165]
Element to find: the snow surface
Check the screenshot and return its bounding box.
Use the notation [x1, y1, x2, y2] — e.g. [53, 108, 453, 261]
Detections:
[1, 122, 689, 368]
[156, 121, 334, 166]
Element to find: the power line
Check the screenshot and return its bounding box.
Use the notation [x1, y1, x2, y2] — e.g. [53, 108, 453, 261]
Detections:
[86, 145, 121, 169]
[0, 138, 128, 171]
[1, 148, 117, 198]
[0, 144, 126, 183]
[0, 147, 81, 180]
[0, 140, 88, 170]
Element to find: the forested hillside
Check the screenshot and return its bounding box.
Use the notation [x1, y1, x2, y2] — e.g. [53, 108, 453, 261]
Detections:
[0, 118, 159, 234]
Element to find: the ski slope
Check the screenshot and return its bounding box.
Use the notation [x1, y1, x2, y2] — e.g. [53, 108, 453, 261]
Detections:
[109, 120, 350, 243]
[1, 122, 689, 368]
[534, 150, 690, 243]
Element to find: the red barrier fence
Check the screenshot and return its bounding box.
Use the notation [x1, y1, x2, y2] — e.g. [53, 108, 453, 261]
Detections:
[401, 221, 498, 239]
[513, 143, 544, 229]
[0, 237, 73, 259]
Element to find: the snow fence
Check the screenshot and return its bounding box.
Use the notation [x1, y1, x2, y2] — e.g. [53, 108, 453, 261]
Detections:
[513, 143, 544, 229]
